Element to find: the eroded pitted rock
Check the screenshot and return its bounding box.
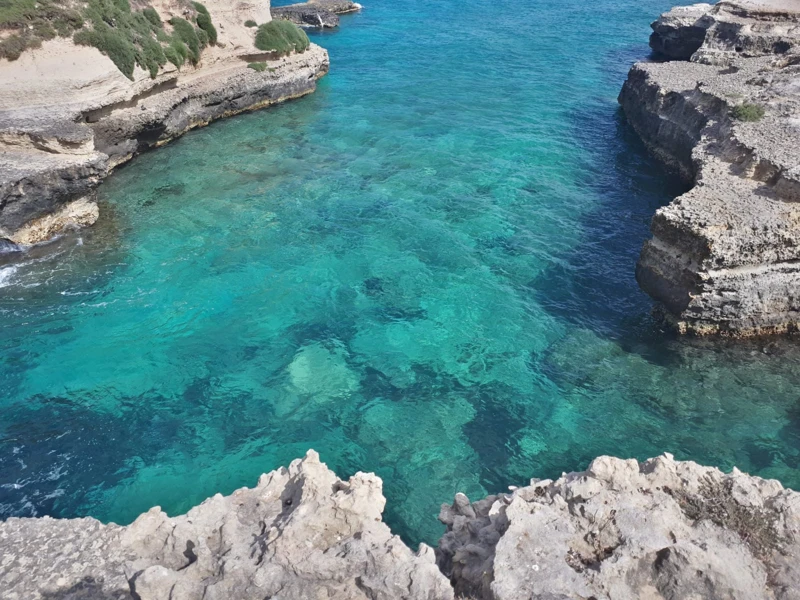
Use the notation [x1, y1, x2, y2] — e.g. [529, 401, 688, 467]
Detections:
[437, 454, 800, 600]
[0, 451, 453, 600]
[620, 0, 800, 335]
[650, 3, 714, 60]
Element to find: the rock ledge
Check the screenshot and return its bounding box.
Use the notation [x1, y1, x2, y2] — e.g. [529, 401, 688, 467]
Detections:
[2, 451, 799, 599]
[619, 0, 800, 335]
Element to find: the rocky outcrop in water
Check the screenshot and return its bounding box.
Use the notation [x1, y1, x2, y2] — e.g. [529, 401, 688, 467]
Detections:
[272, 0, 362, 29]
[0, 0, 329, 247]
[438, 453, 800, 599]
[2, 451, 799, 599]
[0, 451, 452, 600]
[619, 0, 800, 335]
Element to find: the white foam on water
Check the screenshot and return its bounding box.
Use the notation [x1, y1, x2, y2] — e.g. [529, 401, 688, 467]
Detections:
[0, 265, 18, 287]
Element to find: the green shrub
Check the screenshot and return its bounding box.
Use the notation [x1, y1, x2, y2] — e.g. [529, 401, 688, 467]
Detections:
[75, 24, 137, 78]
[138, 35, 166, 77]
[142, 6, 161, 27]
[1, 0, 215, 74]
[0, 0, 84, 60]
[170, 16, 200, 63]
[244, 19, 257, 27]
[0, 34, 28, 61]
[163, 39, 186, 68]
[248, 61, 267, 72]
[732, 102, 765, 122]
[0, 0, 36, 27]
[32, 20, 56, 41]
[196, 26, 208, 48]
[195, 11, 217, 44]
[254, 19, 309, 56]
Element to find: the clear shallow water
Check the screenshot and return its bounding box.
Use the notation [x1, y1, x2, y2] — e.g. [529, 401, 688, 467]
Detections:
[3, 0, 800, 546]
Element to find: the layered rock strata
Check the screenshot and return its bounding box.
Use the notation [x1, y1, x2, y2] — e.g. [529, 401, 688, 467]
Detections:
[619, 0, 800, 335]
[438, 453, 800, 600]
[2, 451, 799, 599]
[272, 0, 362, 29]
[0, 0, 329, 246]
[0, 451, 453, 600]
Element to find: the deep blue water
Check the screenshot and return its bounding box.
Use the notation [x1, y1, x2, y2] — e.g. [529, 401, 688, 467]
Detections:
[2, 0, 800, 546]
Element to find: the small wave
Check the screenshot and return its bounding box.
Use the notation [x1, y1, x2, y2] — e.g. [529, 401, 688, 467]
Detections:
[0, 265, 18, 287]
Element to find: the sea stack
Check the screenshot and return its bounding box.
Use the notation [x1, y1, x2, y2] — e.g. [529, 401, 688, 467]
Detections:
[619, 0, 800, 336]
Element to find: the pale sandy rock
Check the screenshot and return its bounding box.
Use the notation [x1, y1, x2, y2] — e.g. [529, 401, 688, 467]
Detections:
[620, 1, 800, 335]
[6, 197, 99, 245]
[0, 0, 329, 245]
[0, 450, 453, 600]
[437, 454, 800, 600]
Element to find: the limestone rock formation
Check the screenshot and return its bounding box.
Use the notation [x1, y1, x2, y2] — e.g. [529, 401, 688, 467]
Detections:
[619, 0, 800, 335]
[272, 0, 361, 28]
[649, 3, 714, 59]
[0, 0, 329, 246]
[437, 453, 800, 600]
[0, 451, 453, 600]
[2, 451, 799, 599]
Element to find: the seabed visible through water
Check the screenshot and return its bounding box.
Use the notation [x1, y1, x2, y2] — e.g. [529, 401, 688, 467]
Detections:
[2, 0, 800, 545]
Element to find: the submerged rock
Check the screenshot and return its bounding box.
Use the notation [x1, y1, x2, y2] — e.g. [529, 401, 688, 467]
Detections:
[437, 453, 800, 599]
[620, 0, 800, 335]
[272, 0, 362, 29]
[0, 451, 453, 600]
[272, 5, 340, 28]
[0, 238, 21, 254]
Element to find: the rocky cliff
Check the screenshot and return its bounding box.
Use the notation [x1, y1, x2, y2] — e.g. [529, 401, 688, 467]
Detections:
[619, 0, 800, 335]
[2, 451, 799, 599]
[0, 0, 329, 247]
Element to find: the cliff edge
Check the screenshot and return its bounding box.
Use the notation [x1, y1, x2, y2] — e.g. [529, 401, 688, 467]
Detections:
[619, 0, 800, 336]
[2, 451, 799, 599]
[0, 0, 329, 247]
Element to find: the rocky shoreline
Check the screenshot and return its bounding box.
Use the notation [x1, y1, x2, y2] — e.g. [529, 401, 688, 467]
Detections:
[619, 0, 800, 336]
[0, 0, 329, 249]
[1, 450, 798, 599]
[272, 0, 362, 29]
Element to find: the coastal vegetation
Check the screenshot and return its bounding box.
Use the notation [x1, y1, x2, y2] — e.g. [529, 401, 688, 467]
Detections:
[244, 19, 257, 27]
[0, 0, 218, 79]
[732, 102, 765, 122]
[247, 61, 269, 72]
[255, 19, 310, 56]
[0, 0, 84, 60]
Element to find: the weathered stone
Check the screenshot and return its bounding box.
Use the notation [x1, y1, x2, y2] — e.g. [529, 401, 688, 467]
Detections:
[0, 451, 453, 600]
[0, 0, 330, 246]
[650, 3, 714, 60]
[437, 453, 800, 600]
[3, 451, 800, 599]
[620, 0, 800, 335]
[272, 5, 340, 28]
[271, 0, 361, 29]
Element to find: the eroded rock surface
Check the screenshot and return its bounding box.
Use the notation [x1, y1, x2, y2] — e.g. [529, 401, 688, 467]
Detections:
[272, 1, 361, 29]
[0, 450, 452, 600]
[0, 0, 329, 246]
[2, 451, 799, 599]
[437, 453, 800, 600]
[620, 0, 800, 335]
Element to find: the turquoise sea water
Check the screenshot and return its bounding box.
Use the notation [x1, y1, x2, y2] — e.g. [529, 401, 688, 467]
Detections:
[3, 0, 800, 546]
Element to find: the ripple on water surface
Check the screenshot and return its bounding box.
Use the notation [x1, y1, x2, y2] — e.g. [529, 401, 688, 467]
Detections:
[2, 0, 800, 545]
